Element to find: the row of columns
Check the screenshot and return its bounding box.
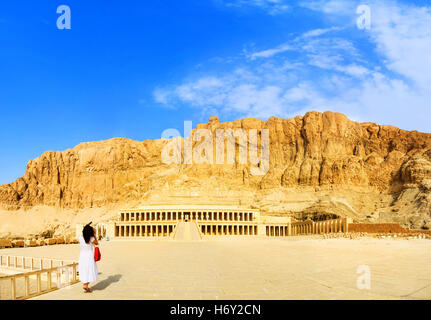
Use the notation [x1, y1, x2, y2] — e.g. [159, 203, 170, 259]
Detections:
[96, 225, 107, 238]
[120, 211, 254, 222]
[314, 219, 346, 234]
[291, 219, 346, 235]
[291, 223, 313, 235]
[266, 225, 289, 237]
[201, 224, 257, 236]
[116, 225, 175, 237]
[113, 218, 347, 238]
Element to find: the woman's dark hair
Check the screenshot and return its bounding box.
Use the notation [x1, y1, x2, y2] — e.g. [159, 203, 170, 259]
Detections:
[82, 224, 95, 244]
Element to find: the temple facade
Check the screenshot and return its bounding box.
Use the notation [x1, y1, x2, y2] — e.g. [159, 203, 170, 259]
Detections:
[113, 206, 262, 238]
[76, 206, 351, 240]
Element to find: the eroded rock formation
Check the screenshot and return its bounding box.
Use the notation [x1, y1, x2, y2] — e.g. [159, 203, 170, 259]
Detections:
[1, 111, 430, 230]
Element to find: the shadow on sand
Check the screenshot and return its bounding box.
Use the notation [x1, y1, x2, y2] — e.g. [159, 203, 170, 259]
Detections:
[92, 274, 122, 291]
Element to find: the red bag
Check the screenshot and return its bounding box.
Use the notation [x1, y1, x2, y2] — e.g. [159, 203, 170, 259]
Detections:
[94, 247, 101, 262]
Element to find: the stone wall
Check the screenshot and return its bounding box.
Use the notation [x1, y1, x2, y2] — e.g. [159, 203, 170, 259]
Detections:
[348, 223, 431, 235]
[0, 237, 78, 250]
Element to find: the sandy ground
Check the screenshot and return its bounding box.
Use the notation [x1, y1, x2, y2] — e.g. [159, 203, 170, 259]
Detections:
[0, 237, 430, 300]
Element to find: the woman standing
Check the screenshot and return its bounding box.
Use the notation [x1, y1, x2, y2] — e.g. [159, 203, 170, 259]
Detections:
[79, 224, 99, 293]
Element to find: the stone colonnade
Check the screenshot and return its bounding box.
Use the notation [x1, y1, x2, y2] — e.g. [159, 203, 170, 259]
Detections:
[96, 224, 107, 238]
[291, 218, 347, 235]
[201, 224, 258, 236]
[119, 210, 255, 222]
[111, 210, 349, 239]
[115, 224, 176, 237]
[114, 209, 258, 238]
[266, 225, 289, 237]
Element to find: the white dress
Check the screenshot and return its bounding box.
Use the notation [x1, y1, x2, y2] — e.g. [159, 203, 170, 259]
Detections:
[78, 236, 98, 283]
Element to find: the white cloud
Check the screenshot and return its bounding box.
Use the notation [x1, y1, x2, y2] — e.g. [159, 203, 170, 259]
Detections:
[371, 3, 431, 89]
[301, 26, 342, 38]
[246, 27, 345, 60]
[221, 0, 291, 15]
[153, 89, 169, 104]
[175, 77, 228, 108]
[298, 0, 431, 130]
[318, 72, 431, 130]
[153, 0, 431, 132]
[307, 53, 371, 78]
[299, 0, 355, 15]
[246, 44, 293, 60]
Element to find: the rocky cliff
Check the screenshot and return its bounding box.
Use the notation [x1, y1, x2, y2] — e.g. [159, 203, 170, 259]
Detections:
[1, 111, 431, 229]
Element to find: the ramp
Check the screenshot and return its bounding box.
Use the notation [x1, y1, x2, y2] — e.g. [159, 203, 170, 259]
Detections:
[174, 222, 201, 241]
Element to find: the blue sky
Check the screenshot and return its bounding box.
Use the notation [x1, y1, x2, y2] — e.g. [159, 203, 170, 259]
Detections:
[0, 0, 430, 184]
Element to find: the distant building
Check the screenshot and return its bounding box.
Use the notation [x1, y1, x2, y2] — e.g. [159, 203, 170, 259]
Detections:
[75, 206, 350, 240]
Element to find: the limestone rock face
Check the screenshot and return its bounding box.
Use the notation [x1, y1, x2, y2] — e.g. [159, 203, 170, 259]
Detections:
[1, 111, 431, 229]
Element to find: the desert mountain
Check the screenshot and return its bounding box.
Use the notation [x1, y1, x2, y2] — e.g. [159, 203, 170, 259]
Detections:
[1, 111, 430, 233]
